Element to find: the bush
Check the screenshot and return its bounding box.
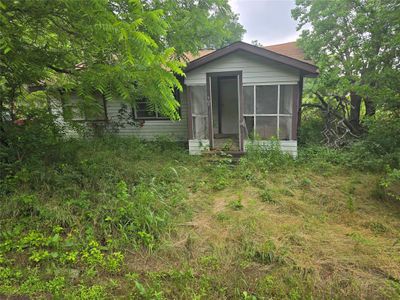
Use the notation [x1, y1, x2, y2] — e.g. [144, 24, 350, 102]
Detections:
[298, 108, 325, 146]
[0, 108, 65, 181]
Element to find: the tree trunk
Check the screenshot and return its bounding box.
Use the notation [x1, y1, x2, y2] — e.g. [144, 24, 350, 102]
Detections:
[364, 97, 376, 116]
[349, 92, 362, 133]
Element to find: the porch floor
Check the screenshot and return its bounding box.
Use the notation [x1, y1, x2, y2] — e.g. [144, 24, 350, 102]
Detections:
[213, 134, 239, 151]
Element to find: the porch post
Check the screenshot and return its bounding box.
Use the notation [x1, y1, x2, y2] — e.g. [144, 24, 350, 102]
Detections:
[238, 72, 244, 151]
[292, 84, 300, 140]
[206, 74, 214, 148]
[186, 86, 193, 140]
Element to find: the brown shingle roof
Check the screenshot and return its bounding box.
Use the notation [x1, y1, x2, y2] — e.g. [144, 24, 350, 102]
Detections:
[182, 49, 215, 63]
[185, 41, 312, 64]
[264, 42, 311, 64]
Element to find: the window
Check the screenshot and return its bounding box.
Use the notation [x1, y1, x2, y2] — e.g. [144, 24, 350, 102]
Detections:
[63, 93, 107, 121]
[243, 84, 295, 140]
[190, 85, 208, 139]
[133, 89, 181, 120]
[134, 98, 167, 120]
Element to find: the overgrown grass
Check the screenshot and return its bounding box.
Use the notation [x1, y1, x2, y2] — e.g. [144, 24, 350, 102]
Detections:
[1, 137, 399, 299]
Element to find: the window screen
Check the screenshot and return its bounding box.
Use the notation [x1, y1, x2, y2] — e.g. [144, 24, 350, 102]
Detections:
[244, 86, 254, 115]
[190, 85, 208, 139]
[279, 85, 293, 115]
[256, 116, 277, 139]
[243, 84, 296, 140]
[256, 85, 278, 114]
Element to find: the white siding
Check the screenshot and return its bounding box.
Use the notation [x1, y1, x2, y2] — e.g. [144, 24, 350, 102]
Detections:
[106, 95, 188, 141]
[188, 139, 210, 155]
[185, 51, 300, 85]
[53, 94, 188, 141]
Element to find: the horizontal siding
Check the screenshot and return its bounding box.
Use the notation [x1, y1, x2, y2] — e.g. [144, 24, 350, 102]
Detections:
[50, 99, 81, 137]
[185, 51, 300, 85]
[106, 95, 188, 141]
[53, 94, 188, 141]
[189, 139, 210, 155]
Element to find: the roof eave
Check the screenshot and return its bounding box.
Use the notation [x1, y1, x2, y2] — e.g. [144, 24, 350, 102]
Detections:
[185, 41, 318, 76]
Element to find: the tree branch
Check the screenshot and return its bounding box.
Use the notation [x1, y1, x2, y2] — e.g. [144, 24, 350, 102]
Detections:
[47, 65, 73, 74]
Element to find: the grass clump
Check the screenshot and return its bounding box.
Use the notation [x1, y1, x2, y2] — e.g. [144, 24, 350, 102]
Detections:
[259, 189, 277, 204]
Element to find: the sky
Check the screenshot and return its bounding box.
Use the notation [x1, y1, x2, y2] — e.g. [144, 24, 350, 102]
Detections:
[229, 0, 301, 46]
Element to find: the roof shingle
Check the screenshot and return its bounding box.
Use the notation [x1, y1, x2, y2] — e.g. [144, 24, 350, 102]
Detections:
[185, 41, 312, 65]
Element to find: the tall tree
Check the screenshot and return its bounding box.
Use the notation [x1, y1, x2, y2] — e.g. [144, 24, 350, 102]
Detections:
[143, 0, 245, 57]
[0, 0, 185, 121]
[0, 0, 244, 124]
[292, 0, 400, 137]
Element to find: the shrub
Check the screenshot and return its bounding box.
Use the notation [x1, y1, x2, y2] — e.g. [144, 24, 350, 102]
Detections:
[242, 138, 293, 172]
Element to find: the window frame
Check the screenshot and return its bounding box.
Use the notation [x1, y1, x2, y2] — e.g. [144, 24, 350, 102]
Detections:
[133, 90, 181, 121]
[243, 83, 294, 140]
[63, 93, 108, 122]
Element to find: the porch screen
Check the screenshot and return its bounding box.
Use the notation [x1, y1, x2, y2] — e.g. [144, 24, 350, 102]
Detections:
[243, 84, 295, 140]
[190, 85, 208, 139]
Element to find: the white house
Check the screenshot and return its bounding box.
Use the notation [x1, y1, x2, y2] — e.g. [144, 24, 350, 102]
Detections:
[61, 41, 318, 156]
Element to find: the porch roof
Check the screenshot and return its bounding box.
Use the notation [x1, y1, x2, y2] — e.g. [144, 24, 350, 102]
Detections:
[185, 41, 318, 76]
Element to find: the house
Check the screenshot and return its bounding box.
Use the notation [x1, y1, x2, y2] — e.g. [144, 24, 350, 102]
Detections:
[60, 41, 318, 156]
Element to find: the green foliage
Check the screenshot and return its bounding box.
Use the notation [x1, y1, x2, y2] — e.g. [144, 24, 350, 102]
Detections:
[0, 0, 186, 122]
[0, 0, 244, 129]
[143, 0, 245, 56]
[241, 139, 294, 172]
[293, 0, 400, 153]
[229, 196, 244, 210]
[379, 168, 400, 201]
[293, 0, 400, 113]
[0, 137, 194, 297]
[259, 189, 276, 204]
[298, 105, 325, 145]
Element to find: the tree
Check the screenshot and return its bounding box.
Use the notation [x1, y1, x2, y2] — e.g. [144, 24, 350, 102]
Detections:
[292, 0, 400, 139]
[0, 0, 244, 125]
[251, 40, 263, 47]
[143, 0, 245, 57]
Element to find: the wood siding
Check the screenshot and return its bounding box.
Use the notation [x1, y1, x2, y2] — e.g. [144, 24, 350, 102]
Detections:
[185, 51, 300, 86]
[188, 139, 210, 155]
[106, 93, 188, 141]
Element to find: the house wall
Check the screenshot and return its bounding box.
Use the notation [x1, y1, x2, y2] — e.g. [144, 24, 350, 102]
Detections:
[55, 91, 188, 141]
[185, 50, 301, 155]
[185, 51, 300, 86]
[105, 92, 188, 141]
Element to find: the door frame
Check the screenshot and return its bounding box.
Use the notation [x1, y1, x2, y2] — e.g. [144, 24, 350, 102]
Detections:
[206, 71, 244, 151]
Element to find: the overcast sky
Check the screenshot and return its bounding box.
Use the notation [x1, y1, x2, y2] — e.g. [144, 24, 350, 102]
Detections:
[229, 0, 300, 46]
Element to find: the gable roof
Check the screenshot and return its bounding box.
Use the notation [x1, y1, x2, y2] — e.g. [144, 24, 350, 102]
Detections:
[185, 41, 318, 76]
[264, 41, 312, 64]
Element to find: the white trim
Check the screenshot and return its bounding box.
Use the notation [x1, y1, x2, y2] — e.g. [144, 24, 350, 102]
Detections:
[253, 85, 256, 133]
[243, 114, 291, 117]
[243, 82, 298, 86]
[237, 74, 241, 150]
[208, 76, 214, 148]
[243, 84, 295, 140]
[277, 84, 280, 139]
[186, 83, 207, 86]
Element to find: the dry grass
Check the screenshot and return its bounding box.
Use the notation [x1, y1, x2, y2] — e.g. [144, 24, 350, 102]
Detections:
[124, 162, 400, 299]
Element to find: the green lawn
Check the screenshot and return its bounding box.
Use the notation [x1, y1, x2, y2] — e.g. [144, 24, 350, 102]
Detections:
[1, 138, 399, 299]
